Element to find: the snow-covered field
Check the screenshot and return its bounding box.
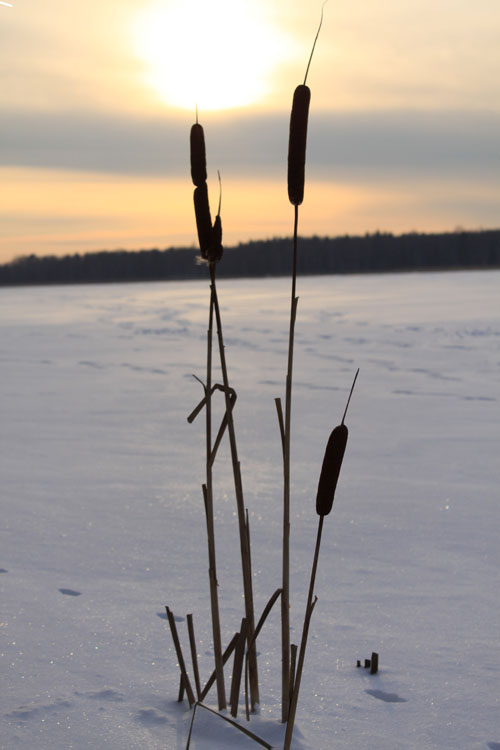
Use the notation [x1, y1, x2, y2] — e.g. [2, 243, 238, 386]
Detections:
[1, 270, 499, 750]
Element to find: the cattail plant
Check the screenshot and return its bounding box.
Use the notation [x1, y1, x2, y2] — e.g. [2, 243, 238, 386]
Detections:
[166, 6, 362, 746]
[277, 4, 326, 723]
[189, 112, 259, 712]
[189, 114, 226, 710]
[284, 369, 359, 750]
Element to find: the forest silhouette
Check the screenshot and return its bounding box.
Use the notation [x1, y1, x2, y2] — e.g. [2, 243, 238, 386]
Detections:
[1, 229, 499, 286]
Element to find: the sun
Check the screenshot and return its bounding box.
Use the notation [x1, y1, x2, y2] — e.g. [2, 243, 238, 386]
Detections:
[133, 0, 291, 111]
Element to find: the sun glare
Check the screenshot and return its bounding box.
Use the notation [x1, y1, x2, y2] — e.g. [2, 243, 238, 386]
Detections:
[134, 0, 291, 111]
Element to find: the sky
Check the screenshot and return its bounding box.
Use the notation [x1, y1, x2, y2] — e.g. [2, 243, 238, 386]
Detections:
[1, 0, 499, 263]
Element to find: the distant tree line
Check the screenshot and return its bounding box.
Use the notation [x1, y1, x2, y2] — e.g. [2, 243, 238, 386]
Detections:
[1, 229, 499, 286]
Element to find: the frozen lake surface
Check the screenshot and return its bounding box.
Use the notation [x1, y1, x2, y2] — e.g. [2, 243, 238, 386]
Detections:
[1, 270, 499, 749]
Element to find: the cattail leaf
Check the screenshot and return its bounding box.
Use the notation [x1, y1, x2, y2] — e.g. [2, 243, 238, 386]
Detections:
[190, 123, 207, 187]
[316, 423, 348, 515]
[208, 214, 223, 263]
[193, 184, 212, 259]
[287, 84, 311, 206]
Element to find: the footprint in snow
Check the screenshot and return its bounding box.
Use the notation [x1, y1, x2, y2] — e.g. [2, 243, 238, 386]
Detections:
[366, 689, 408, 703]
[157, 611, 184, 622]
[463, 395, 496, 402]
[76, 689, 124, 702]
[59, 588, 81, 596]
[487, 744, 500, 750]
[136, 707, 169, 726]
[0, 569, 8, 573]
[78, 360, 106, 369]
[7, 698, 72, 721]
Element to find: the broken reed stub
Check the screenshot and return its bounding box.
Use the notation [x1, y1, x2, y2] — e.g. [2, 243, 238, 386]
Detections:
[357, 652, 379, 674]
[315, 423, 348, 515]
[165, 606, 196, 706]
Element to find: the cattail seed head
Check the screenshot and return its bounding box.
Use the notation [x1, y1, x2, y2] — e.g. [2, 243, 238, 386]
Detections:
[287, 84, 311, 206]
[190, 123, 207, 187]
[193, 183, 212, 259]
[316, 423, 348, 516]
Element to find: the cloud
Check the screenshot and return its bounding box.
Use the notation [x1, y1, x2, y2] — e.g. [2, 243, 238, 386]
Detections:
[1, 108, 499, 182]
[307, 110, 500, 180]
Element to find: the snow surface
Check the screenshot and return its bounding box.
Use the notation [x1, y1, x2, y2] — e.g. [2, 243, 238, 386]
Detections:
[1, 270, 499, 749]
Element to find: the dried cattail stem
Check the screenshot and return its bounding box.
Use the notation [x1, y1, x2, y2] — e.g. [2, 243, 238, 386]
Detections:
[201, 278, 226, 711]
[289, 644, 298, 709]
[244, 587, 282, 720]
[202, 482, 226, 710]
[281, 5, 326, 717]
[284, 517, 322, 749]
[185, 701, 198, 750]
[192, 703, 273, 749]
[280, 208, 299, 723]
[165, 606, 196, 707]
[200, 632, 239, 702]
[187, 614, 202, 700]
[285, 370, 358, 746]
[230, 618, 249, 717]
[211, 274, 260, 710]
[178, 674, 185, 703]
[187, 382, 237, 467]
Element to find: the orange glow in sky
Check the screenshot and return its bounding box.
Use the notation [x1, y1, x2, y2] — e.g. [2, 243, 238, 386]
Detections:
[0, 0, 499, 262]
